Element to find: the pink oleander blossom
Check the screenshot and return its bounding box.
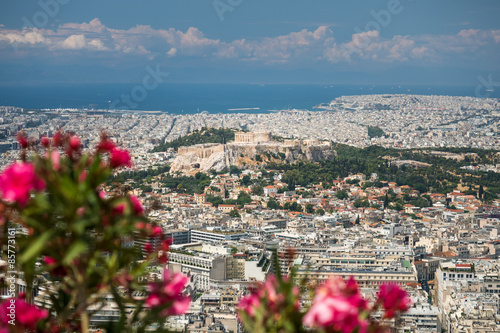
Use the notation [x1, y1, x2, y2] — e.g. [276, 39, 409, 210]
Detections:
[17, 134, 28, 149]
[109, 148, 132, 168]
[52, 132, 63, 147]
[130, 195, 144, 215]
[157, 239, 171, 263]
[45, 150, 61, 171]
[69, 136, 81, 152]
[0, 298, 48, 330]
[377, 284, 411, 319]
[238, 293, 261, 317]
[237, 275, 292, 320]
[43, 256, 67, 277]
[40, 136, 49, 148]
[303, 277, 369, 333]
[146, 269, 190, 316]
[0, 162, 45, 207]
[97, 139, 116, 153]
[112, 202, 126, 216]
[152, 226, 162, 236]
[78, 170, 87, 183]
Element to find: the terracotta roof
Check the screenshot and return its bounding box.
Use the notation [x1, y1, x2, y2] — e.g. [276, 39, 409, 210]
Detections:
[434, 251, 457, 258]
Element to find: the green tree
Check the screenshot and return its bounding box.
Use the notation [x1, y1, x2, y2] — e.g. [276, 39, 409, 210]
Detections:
[242, 175, 251, 186]
[282, 170, 300, 191]
[206, 195, 223, 207]
[237, 191, 253, 206]
[252, 185, 264, 196]
[305, 204, 315, 214]
[383, 193, 389, 209]
[267, 197, 280, 210]
[315, 208, 325, 215]
[367, 126, 385, 138]
[230, 165, 241, 175]
[229, 209, 241, 218]
[353, 199, 370, 208]
[336, 190, 349, 200]
[288, 202, 302, 212]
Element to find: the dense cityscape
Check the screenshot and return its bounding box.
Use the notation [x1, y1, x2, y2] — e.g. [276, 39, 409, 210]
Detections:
[1, 93, 500, 332]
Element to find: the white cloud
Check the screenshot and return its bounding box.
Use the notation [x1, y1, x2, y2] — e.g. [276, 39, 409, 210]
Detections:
[0, 19, 498, 67]
[166, 48, 177, 57]
[0, 29, 49, 46]
[59, 18, 107, 34]
[60, 34, 87, 50]
[492, 30, 500, 43]
[458, 29, 480, 38]
[89, 39, 108, 51]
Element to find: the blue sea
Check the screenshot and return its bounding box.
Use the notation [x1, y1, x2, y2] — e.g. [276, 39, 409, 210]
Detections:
[0, 84, 497, 114]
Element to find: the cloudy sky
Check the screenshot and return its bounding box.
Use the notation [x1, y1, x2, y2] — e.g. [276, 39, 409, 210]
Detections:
[0, 0, 499, 85]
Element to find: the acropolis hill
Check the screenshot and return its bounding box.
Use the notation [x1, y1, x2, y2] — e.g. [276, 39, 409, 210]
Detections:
[170, 131, 336, 174]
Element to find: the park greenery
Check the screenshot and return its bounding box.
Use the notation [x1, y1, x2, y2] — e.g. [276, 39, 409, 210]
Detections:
[271, 143, 500, 202]
[367, 126, 386, 138]
[151, 127, 236, 152]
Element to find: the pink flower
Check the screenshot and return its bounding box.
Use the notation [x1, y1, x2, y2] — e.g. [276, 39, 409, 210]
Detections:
[237, 275, 284, 319]
[43, 256, 57, 265]
[157, 239, 171, 263]
[303, 277, 368, 333]
[130, 195, 144, 215]
[69, 136, 81, 152]
[77, 207, 86, 216]
[146, 269, 190, 316]
[377, 284, 411, 319]
[112, 202, 126, 216]
[110, 148, 132, 168]
[97, 139, 116, 153]
[52, 132, 63, 147]
[0, 298, 48, 330]
[43, 256, 67, 277]
[238, 293, 261, 317]
[0, 162, 45, 207]
[78, 170, 87, 183]
[261, 276, 280, 308]
[152, 226, 163, 236]
[45, 150, 61, 171]
[40, 136, 49, 148]
[17, 134, 28, 149]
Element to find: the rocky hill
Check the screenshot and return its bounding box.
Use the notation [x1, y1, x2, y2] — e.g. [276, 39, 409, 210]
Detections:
[170, 142, 336, 174]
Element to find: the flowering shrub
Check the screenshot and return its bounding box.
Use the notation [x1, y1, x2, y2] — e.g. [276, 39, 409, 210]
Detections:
[0, 132, 189, 332]
[238, 275, 303, 333]
[238, 263, 411, 333]
[0, 296, 48, 332]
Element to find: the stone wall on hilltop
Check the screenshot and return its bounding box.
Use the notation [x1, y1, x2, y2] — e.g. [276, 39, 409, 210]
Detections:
[170, 142, 336, 175]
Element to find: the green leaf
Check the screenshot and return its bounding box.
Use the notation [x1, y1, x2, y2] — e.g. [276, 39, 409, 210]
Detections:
[20, 231, 53, 264]
[63, 240, 87, 265]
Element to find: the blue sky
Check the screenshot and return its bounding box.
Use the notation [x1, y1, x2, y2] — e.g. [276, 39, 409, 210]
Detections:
[0, 0, 499, 85]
